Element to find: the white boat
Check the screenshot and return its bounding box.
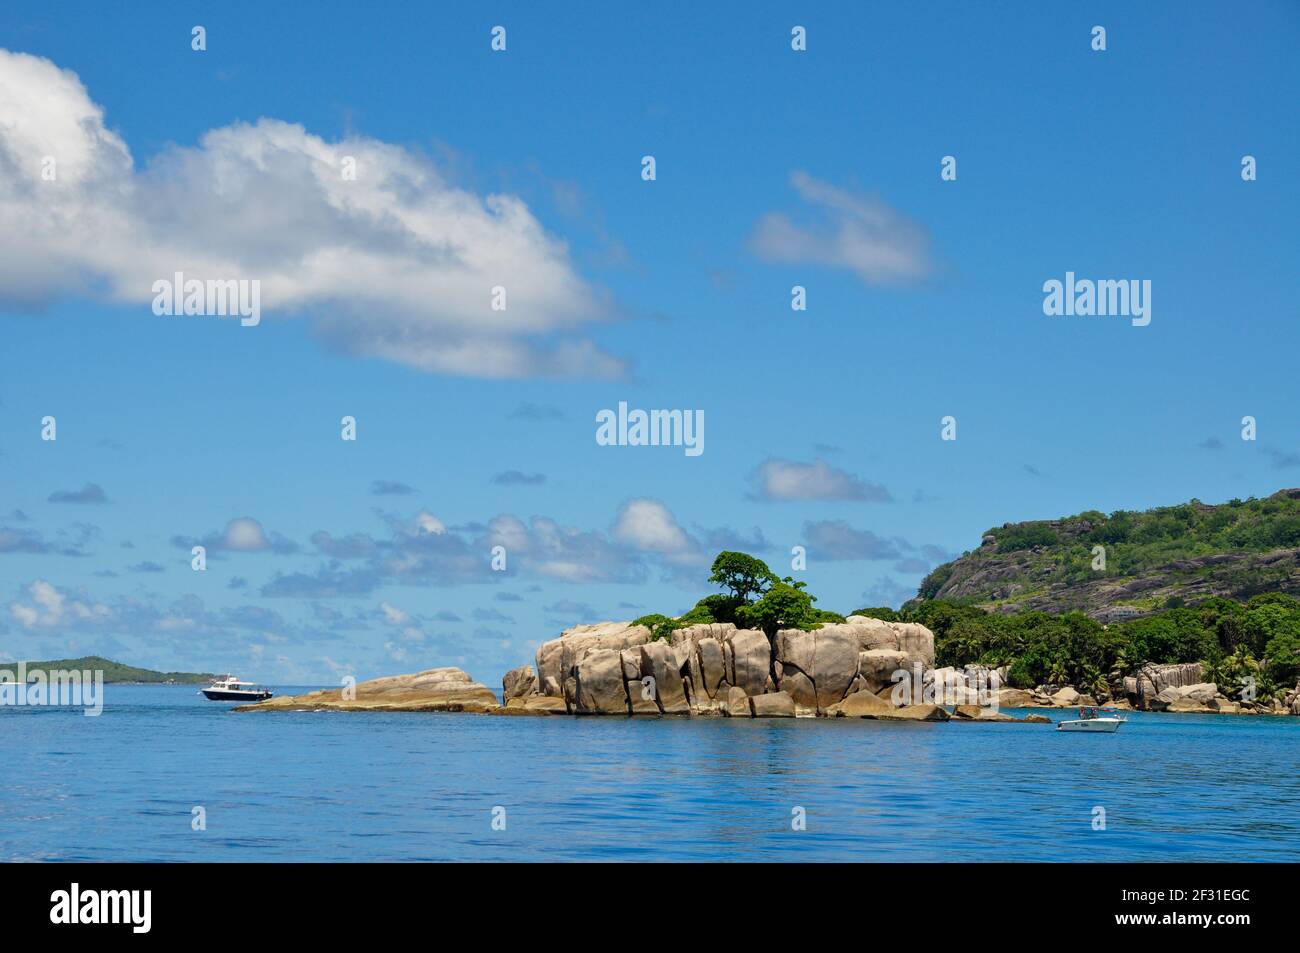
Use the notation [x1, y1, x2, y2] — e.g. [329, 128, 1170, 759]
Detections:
[201, 675, 273, 702]
[1057, 705, 1125, 732]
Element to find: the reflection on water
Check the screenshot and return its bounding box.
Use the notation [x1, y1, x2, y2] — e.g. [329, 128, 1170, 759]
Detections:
[1, 685, 1297, 861]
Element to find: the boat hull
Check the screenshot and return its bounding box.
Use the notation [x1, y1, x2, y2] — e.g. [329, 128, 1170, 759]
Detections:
[202, 689, 273, 702]
[1057, 718, 1122, 732]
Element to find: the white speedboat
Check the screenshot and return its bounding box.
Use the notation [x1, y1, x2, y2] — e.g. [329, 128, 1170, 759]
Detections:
[201, 675, 273, 702]
[1057, 705, 1125, 732]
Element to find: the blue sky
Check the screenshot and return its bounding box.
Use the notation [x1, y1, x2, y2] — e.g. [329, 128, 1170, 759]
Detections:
[1, 1, 1297, 684]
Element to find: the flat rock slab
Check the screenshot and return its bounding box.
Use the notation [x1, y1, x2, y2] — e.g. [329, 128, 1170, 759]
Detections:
[235, 667, 500, 713]
[950, 704, 1027, 722]
[830, 689, 894, 718]
[877, 704, 950, 722]
[501, 695, 568, 715]
[749, 691, 796, 717]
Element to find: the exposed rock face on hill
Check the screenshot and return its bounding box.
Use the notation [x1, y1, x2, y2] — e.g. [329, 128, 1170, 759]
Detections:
[235, 667, 499, 713]
[914, 489, 1300, 620]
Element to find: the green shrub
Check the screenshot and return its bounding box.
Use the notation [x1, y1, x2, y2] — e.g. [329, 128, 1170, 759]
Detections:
[851, 606, 899, 621]
[736, 581, 817, 637]
[811, 609, 846, 625]
[916, 563, 954, 600]
[994, 524, 1060, 551]
[631, 614, 679, 642]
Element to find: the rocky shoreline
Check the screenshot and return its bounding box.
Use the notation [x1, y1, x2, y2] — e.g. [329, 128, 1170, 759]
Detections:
[235, 615, 1300, 720]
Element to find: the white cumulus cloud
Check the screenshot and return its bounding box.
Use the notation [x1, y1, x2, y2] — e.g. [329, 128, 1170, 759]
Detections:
[750, 458, 893, 502]
[379, 601, 412, 626]
[611, 498, 695, 555]
[9, 579, 112, 629]
[0, 49, 623, 379]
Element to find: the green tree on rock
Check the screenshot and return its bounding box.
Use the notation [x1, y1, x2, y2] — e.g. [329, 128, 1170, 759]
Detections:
[708, 551, 778, 605]
[736, 578, 818, 638]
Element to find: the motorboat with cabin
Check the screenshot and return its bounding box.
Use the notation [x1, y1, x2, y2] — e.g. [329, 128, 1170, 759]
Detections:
[201, 675, 273, 702]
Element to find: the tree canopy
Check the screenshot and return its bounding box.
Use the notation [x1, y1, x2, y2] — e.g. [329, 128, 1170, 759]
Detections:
[707, 551, 778, 604]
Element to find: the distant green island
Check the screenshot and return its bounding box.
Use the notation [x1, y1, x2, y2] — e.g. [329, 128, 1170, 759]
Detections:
[0, 656, 215, 684]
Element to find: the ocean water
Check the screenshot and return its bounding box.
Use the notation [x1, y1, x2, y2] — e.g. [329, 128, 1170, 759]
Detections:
[2, 685, 1298, 862]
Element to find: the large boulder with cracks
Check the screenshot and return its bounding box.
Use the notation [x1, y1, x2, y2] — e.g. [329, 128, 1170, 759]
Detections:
[519, 616, 937, 718]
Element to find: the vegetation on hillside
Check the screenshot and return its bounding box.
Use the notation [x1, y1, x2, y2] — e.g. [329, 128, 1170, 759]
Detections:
[884, 594, 1300, 700]
[0, 656, 215, 684]
[917, 490, 1300, 604]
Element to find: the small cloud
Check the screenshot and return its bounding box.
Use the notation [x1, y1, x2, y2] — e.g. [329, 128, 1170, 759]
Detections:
[611, 499, 694, 555]
[227, 577, 249, 590]
[860, 576, 916, 610]
[413, 510, 446, 535]
[261, 567, 379, 598]
[892, 558, 930, 575]
[371, 480, 416, 496]
[221, 518, 289, 553]
[128, 561, 165, 573]
[749, 458, 891, 502]
[173, 517, 298, 555]
[1266, 449, 1300, 469]
[696, 524, 773, 554]
[491, 470, 546, 486]
[0, 524, 94, 557]
[495, 592, 523, 602]
[48, 483, 108, 504]
[803, 520, 902, 561]
[1198, 437, 1224, 452]
[1022, 464, 1049, 479]
[543, 599, 601, 622]
[750, 171, 933, 285]
[310, 531, 381, 560]
[379, 602, 412, 626]
[0, 527, 52, 555]
[919, 544, 954, 563]
[8, 579, 111, 630]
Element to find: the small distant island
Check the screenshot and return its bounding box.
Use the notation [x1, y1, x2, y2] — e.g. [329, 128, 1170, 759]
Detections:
[0, 655, 215, 685]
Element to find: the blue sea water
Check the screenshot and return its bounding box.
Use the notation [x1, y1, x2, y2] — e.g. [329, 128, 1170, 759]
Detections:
[2, 685, 1298, 862]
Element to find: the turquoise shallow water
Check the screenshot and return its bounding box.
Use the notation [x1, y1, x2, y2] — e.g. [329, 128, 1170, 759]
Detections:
[2, 685, 1298, 862]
